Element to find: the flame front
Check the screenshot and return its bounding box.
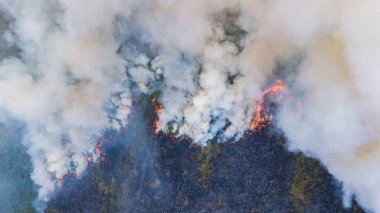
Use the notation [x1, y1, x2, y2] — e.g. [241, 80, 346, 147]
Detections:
[251, 80, 286, 131]
[152, 96, 163, 134]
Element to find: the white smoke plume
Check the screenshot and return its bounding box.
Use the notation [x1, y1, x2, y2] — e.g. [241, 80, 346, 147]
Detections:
[0, 0, 134, 204]
[2, 0, 380, 212]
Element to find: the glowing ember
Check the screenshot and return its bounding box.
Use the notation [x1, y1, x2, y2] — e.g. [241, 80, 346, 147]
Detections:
[86, 153, 94, 164]
[95, 140, 107, 162]
[151, 95, 187, 142]
[57, 172, 77, 189]
[87, 137, 112, 165]
[251, 80, 286, 131]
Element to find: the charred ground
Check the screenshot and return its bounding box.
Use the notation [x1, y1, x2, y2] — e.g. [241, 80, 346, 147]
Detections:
[46, 96, 365, 213]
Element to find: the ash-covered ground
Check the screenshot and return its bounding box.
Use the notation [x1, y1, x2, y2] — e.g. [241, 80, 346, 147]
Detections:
[46, 96, 365, 213]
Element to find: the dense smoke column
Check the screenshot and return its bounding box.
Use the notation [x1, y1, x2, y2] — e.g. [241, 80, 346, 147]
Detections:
[0, 1, 133, 208]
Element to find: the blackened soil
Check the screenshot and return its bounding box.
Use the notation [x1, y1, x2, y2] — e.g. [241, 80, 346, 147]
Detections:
[46, 97, 365, 213]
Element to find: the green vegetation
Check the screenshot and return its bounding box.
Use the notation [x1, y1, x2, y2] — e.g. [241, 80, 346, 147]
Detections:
[290, 153, 324, 212]
[98, 177, 120, 212]
[197, 142, 221, 180]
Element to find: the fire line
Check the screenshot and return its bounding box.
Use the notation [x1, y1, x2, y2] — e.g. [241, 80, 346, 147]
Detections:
[251, 80, 286, 131]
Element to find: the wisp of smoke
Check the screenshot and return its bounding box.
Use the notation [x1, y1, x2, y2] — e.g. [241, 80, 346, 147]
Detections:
[1, 0, 380, 212]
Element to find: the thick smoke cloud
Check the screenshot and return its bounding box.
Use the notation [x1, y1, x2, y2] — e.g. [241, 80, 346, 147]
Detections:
[1, 0, 380, 212]
[0, 0, 134, 204]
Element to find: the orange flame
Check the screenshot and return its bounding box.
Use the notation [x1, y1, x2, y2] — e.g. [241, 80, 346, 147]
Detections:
[151, 96, 181, 141]
[251, 80, 286, 131]
[152, 96, 163, 134]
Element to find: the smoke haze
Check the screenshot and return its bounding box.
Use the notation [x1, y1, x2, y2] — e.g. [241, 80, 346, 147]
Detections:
[1, 0, 380, 212]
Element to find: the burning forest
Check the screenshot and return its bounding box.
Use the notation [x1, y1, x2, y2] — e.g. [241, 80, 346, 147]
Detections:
[0, 0, 379, 212]
[250, 80, 286, 131]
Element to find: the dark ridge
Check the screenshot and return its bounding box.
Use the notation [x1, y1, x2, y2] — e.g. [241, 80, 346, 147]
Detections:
[46, 95, 365, 213]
